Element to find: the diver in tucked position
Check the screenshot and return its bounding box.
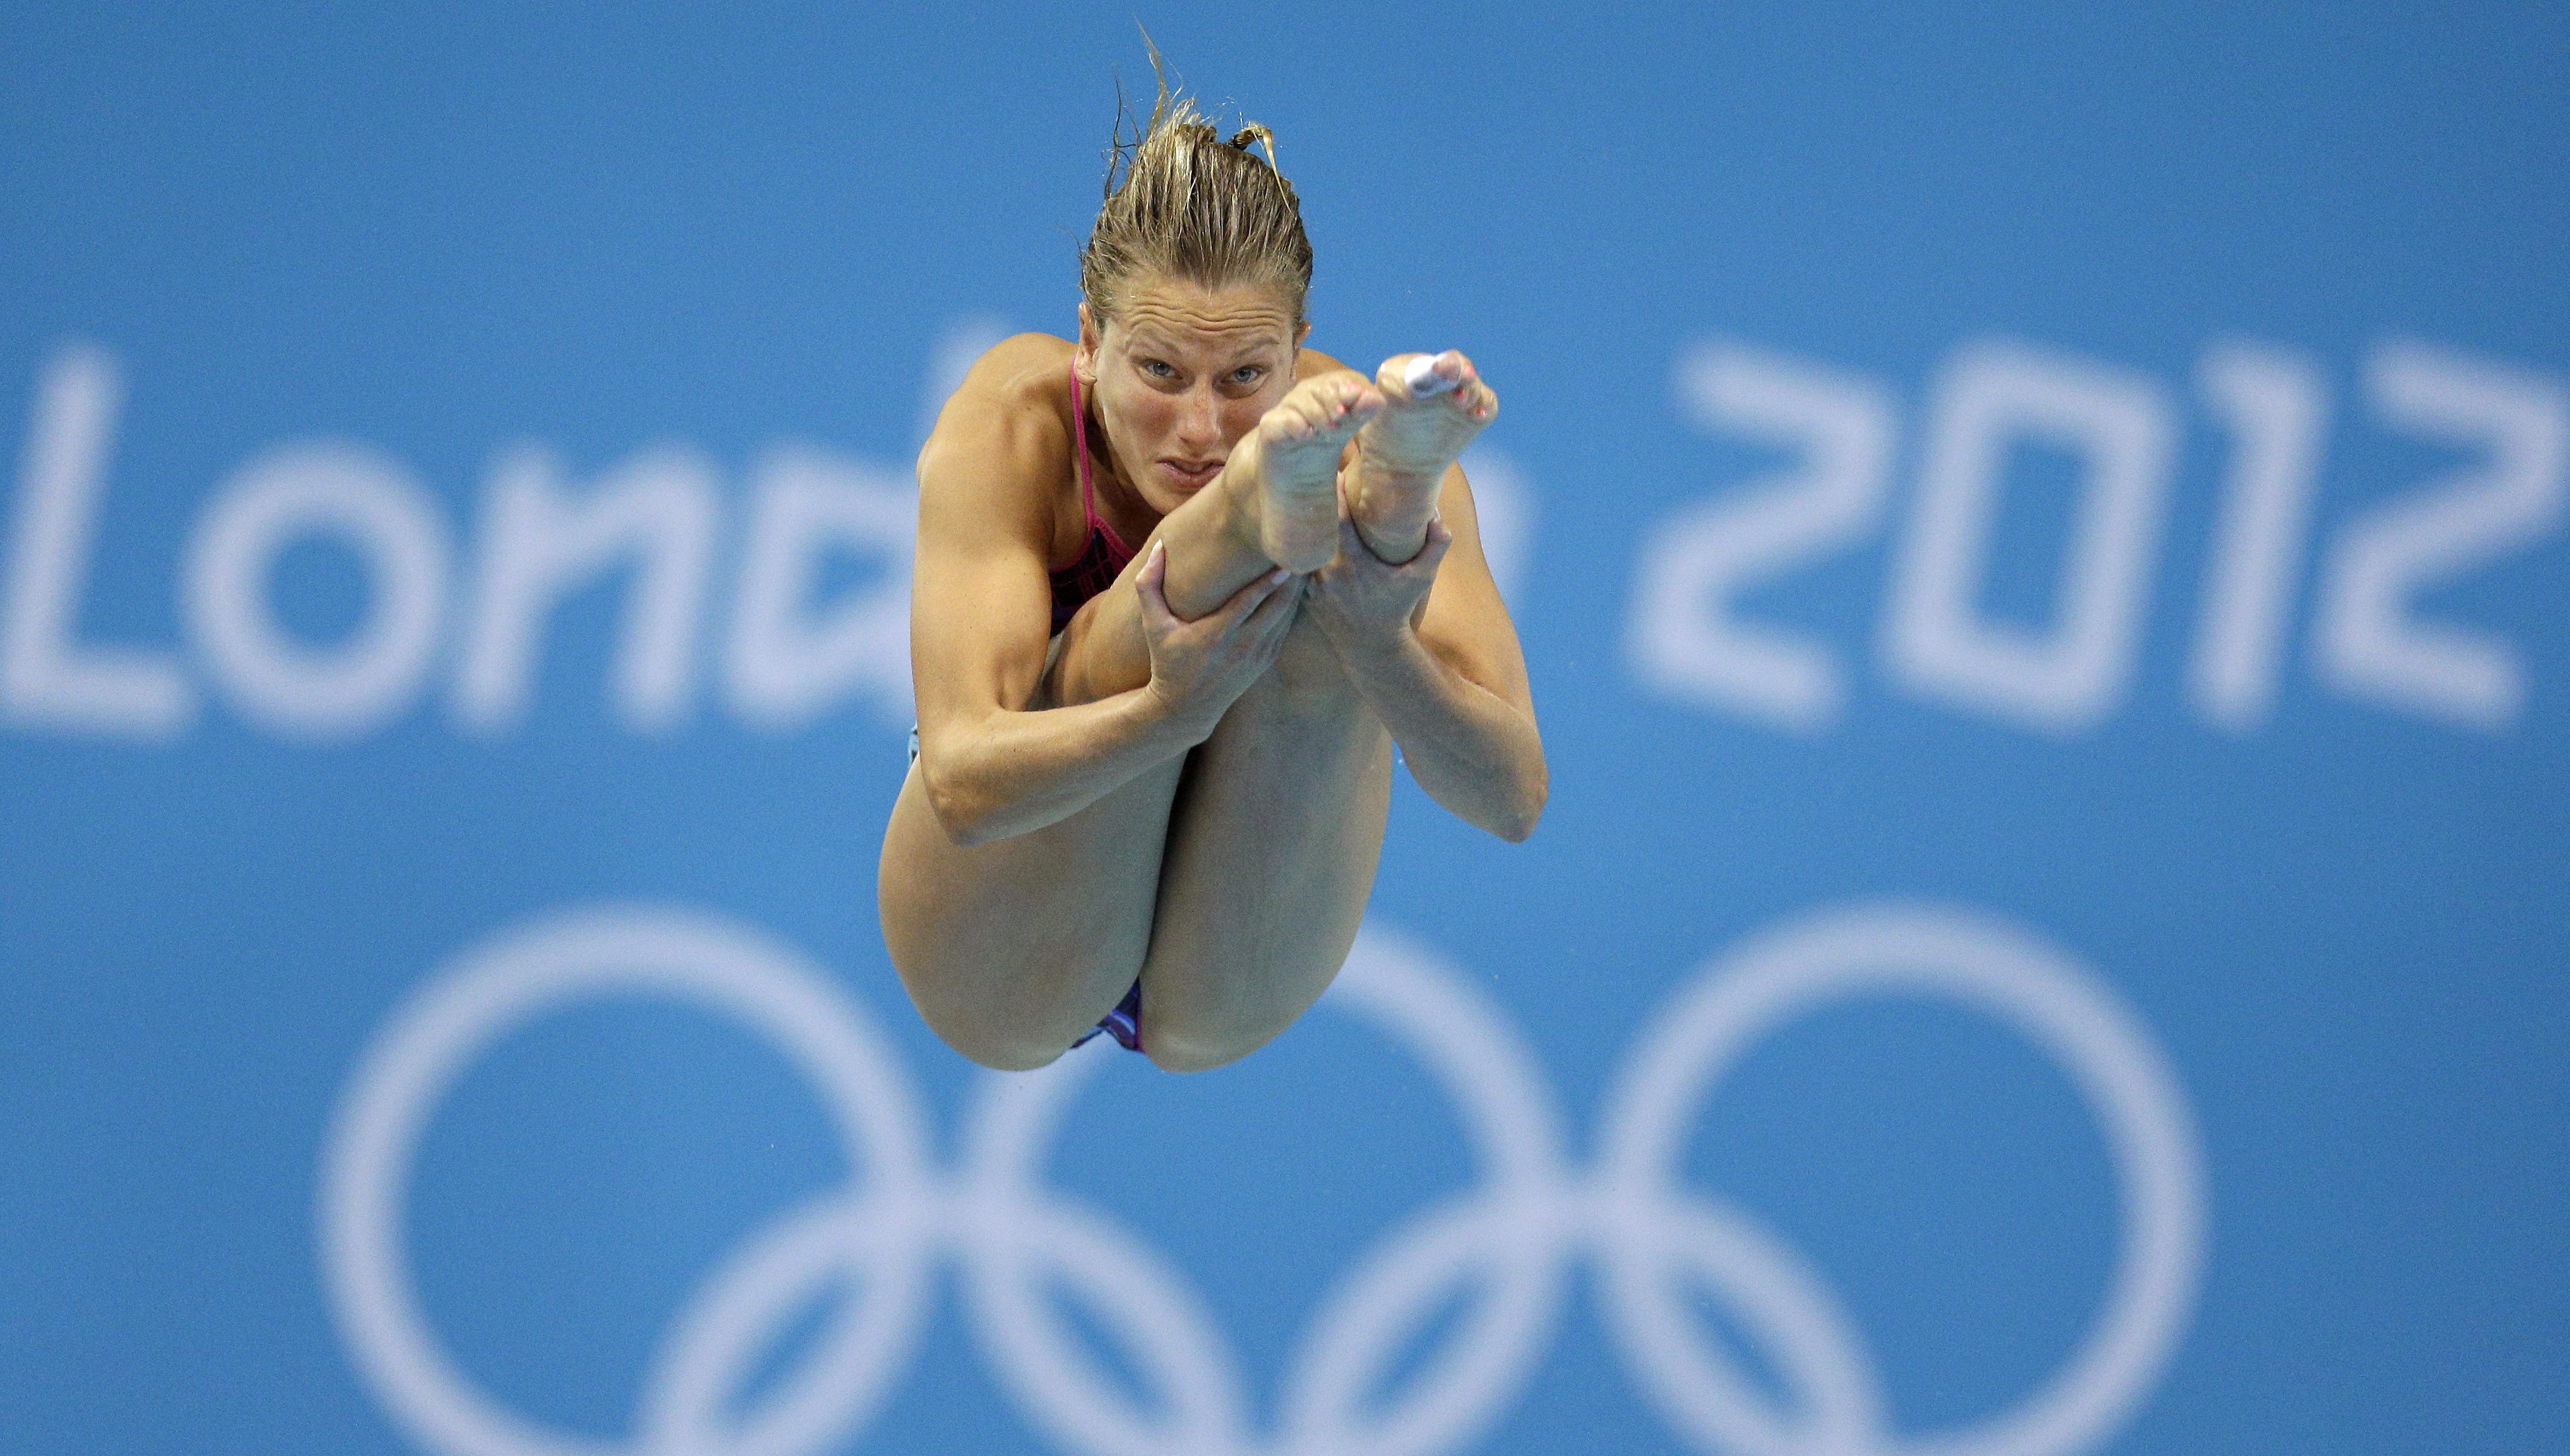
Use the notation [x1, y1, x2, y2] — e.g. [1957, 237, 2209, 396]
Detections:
[878, 62, 1543, 1073]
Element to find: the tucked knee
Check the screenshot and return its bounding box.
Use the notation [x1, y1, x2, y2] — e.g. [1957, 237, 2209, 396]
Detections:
[901, 963, 1124, 1073]
[919, 1012, 1072, 1073]
[1137, 998, 1289, 1074]
[1143, 1028, 1263, 1074]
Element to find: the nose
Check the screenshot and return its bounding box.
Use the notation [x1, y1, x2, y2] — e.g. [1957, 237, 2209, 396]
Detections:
[1174, 379, 1221, 452]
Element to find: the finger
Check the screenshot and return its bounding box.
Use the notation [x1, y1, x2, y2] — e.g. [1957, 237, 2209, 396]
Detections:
[1244, 611, 1298, 671]
[1238, 581, 1305, 663]
[1409, 515, 1456, 574]
[1240, 572, 1304, 638]
[1226, 572, 1298, 648]
[1133, 540, 1177, 629]
[1211, 564, 1293, 629]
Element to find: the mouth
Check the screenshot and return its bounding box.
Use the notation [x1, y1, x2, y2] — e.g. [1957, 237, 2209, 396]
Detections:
[1158, 458, 1223, 491]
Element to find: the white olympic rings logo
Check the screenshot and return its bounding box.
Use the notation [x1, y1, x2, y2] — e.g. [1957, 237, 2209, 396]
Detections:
[317, 899, 2207, 1456]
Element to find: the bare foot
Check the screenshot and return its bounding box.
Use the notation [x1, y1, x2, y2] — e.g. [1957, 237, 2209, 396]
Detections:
[1235, 369, 1384, 573]
[1350, 351, 1498, 563]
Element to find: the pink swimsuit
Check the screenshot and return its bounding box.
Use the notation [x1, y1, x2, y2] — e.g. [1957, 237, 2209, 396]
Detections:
[1048, 366, 1140, 632]
[1055, 364, 1146, 1055]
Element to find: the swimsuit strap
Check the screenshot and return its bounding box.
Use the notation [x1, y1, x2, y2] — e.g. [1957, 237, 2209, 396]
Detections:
[1068, 363, 1137, 559]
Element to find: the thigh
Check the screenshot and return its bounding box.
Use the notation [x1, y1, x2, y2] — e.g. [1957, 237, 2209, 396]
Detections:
[1135, 617, 1394, 1072]
[878, 749, 1183, 1070]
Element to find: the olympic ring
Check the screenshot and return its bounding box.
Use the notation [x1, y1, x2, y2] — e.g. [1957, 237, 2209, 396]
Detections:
[317, 899, 2206, 1456]
[315, 907, 941, 1456]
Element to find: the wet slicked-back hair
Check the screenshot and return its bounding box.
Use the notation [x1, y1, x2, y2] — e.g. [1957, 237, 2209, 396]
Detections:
[1078, 37, 1313, 326]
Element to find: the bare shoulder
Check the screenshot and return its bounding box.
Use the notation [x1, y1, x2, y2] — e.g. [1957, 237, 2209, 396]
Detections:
[917, 333, 1078, 544]
[908, 335, 1071, 723]
[928, 333, 1076, 464]
[960, 332, 1077, 402]
[1295, 344, 1359, 380]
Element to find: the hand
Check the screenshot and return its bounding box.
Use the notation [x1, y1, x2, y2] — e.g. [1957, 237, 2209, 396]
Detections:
[1135, 540, 1303, 738]
[1306, 509, 1453, 657]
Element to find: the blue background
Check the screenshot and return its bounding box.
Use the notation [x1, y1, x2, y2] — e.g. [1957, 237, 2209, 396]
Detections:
[4, 4, 2564, 1454]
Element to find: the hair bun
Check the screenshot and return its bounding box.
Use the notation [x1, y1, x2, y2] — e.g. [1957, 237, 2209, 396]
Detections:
[1228, 124, 1282, 175]
[1077, 34, 1314, 327]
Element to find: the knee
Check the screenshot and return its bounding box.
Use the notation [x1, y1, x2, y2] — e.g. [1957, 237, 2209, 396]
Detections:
[898, 964, 1112, 1073]
[917, 1009, 1072, 1073]
[1143, 1028, 1266, 1074]
[1137, 998, 1289, 1075]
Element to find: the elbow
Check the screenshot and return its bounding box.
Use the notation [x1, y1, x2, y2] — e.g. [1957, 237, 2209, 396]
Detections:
[1490, 762, 1548, 843]
[922, 761, 1002, 848]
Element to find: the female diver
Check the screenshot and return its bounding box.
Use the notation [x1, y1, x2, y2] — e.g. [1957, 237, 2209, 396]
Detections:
[878, 68, 1544, 1073]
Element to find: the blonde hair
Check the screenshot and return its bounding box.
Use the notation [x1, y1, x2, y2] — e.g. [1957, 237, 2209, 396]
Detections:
[1078, 36, 1313, 326]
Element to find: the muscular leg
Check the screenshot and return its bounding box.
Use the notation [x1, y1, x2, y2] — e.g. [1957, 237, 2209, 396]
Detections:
[880, 750, 1182, 1070]
[1132, 613, 1393, 1072]
[1120, 353, 1499, 1069]
[1029, 355, 1497, 1072]
[879, 369, 1379, 1070]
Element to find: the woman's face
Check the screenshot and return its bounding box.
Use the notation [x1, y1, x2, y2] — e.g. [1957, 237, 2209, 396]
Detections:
[1078, 272, 1308, 517]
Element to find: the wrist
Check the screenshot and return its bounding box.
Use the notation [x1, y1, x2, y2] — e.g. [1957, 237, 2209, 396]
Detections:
[1350, 506, 1441, 569]
[1135, 676, 1220, 747]
[1320, 610, 1421, 673]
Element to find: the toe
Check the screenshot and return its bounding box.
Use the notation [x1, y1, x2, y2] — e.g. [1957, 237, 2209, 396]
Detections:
[1394, 351, 1473, 402]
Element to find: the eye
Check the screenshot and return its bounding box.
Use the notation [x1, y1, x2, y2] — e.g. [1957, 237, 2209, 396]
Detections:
[1230, 366, 1267, 386]
[1141, 359, 1177, 380]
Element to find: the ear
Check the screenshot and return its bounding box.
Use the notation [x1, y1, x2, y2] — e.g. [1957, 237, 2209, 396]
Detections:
[1076, 303, 1101, 385]
[1295, 318, 1313, 348]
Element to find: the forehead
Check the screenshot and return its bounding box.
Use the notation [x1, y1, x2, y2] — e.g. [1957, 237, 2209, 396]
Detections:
[1112, 275, 1298, 357]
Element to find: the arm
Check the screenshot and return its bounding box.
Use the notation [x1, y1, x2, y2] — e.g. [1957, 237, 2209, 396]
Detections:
[1307, 464, 1548, 840]
[909, 343, 1299, 847]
